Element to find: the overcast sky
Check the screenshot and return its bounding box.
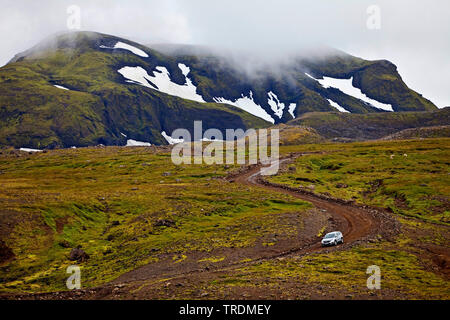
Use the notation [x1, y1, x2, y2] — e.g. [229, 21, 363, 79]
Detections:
[1, 0, 449, 107]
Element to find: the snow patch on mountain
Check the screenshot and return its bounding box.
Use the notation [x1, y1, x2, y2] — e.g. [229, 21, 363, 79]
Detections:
[118, 65, 205, 103]
[308, 74, 393, 112]
[327, 99, 350, 113]
[54, 85, 69, 90]
[305, 73, 316, 80]
[126, 139, 151, 147]
[118, 66, 154, 87]
[100, 41, 149, 58]
[267, 92, 285, 119]
[19, 148, 42, 152]
[267, 91, 296, 119]
[161, 131, 184, 145]
[288, 103, 297, 118]
[178, 63, 190, 77]
[201, 137, 224, 142]
[213, 92, 275, 124]
[120, 62, 275, 123]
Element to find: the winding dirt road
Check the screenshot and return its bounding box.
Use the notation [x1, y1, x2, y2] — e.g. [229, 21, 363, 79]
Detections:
[234, 156, 389, 254]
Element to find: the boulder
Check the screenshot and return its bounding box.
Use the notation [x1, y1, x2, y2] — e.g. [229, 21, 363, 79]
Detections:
[69, 246, 90, 262]
[153, 219, 176, 228]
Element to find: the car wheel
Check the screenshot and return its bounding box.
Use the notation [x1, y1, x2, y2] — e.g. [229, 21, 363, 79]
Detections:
[334, 240, 337, 246]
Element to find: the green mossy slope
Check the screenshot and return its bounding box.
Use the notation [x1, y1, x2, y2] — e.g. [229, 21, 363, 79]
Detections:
[0, 32, 269, 149]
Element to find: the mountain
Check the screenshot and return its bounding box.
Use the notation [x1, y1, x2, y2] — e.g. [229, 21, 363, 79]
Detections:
[150, 43, 437, 116]
[288, 108, 450, 141]
[381, 125, 450, 140]
[0, 31, 438, 149]
[0, 32, 268, 149]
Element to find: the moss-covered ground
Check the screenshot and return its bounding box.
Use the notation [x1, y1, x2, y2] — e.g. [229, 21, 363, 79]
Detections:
[274, 138, 450, 224]
[0, 146, 309, 293]
[0, 138, 448, 299]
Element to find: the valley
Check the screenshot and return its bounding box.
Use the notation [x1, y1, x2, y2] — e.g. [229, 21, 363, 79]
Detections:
[0, 138, 448, 299]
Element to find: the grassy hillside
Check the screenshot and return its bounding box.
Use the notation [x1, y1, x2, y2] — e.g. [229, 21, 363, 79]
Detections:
[381, 125, 450, 140]
[0, 139, 448, 299]
[289, 109, 450, 140]
[273, 139, 450, 224]
[0, 146, 311, 292]
[273, 124, 326, 145]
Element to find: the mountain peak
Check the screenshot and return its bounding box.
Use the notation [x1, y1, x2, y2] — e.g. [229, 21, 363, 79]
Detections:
[0, 31, 437, 149]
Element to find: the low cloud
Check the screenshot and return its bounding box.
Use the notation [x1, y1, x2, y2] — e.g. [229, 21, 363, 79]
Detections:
[0, 0, 449, 107]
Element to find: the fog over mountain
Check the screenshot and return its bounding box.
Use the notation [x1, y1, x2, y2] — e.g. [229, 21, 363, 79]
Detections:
[1, 0, 449, 107]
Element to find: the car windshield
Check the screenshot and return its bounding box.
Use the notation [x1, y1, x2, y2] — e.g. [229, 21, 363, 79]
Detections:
[324, 233, 336, 239]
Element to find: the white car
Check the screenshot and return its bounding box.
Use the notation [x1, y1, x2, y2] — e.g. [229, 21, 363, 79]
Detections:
[321, 231, 344, 246]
